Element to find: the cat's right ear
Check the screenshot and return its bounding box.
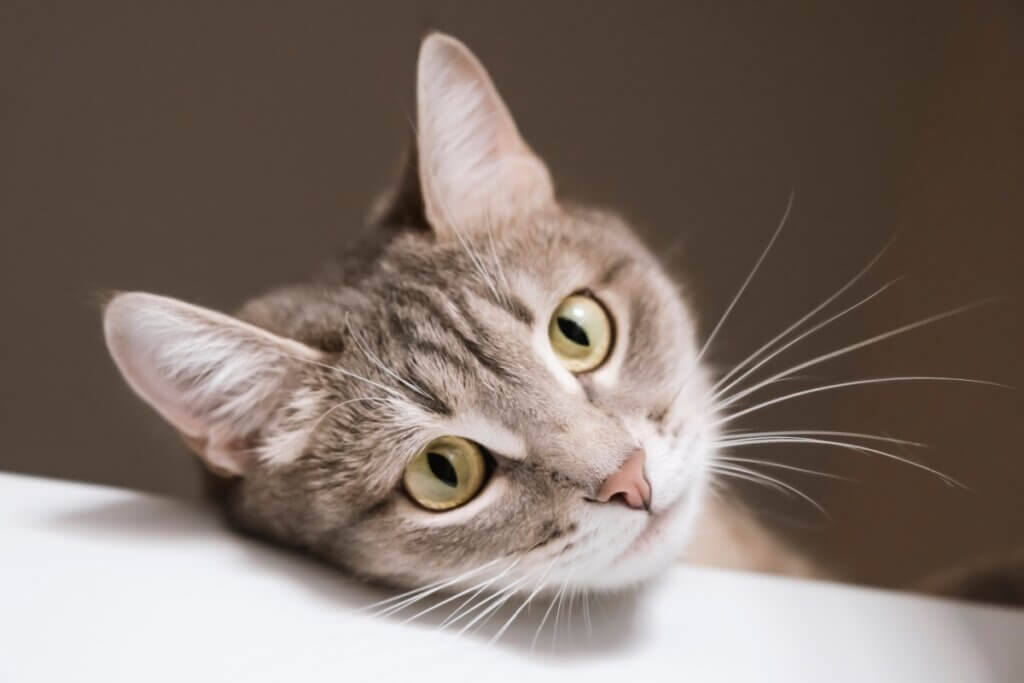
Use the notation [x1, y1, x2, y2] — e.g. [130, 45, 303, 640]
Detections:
[103, 292, 323, 477]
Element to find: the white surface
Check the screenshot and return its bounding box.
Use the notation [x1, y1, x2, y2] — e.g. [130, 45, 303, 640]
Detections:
[1, 471, 1021, 682]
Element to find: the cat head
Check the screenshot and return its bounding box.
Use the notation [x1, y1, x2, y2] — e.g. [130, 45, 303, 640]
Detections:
[103, 34, 717, 591]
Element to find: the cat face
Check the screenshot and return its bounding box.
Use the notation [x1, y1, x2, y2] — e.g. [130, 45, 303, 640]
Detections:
[103, 34, 717, 592]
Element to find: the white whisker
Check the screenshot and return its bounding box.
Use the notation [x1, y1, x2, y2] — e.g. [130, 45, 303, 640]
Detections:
[282, 350, 409, 402]
[709, 236, 896, 397]
[531, 576, 566, 651]
[712, 300, 999, 413]
[711, 464, 829, 515]
[714, 434, 963, 487]
[551, 568, 574, 648]
[346, 315, 436, 401]
[433, 187, 507, 307]
[709, 278, 901, 406]
[486, 226, 514, 308]
[454, 574, 533, 637]
[438, 560, 521, 628]
[713, 376, 1004, 428]
[677, 190, 794, 395]
[583, 589, 592, 638]
[402, 562, 515, 625]
[717, 429, 925, 447]
[443, 571, 528, 632]
[489, 557, 559, 644]
[714, 456, 849, 480]
[366, 559, 501, 617]
[308, 396, 393, 433]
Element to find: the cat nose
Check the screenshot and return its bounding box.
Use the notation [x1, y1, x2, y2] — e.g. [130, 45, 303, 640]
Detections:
[597, 448, 651, 511]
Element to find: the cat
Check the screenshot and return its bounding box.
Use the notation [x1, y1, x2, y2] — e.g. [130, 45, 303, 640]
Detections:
[102, 32, 857, 597]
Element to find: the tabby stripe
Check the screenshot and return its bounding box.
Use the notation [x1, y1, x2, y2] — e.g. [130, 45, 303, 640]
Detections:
[449, 290, 517, 381]
[474, 282, 535, 326]
[401, 361, 453, 416]
[599, 256, 633, 286]
[384, 284, 515, 382]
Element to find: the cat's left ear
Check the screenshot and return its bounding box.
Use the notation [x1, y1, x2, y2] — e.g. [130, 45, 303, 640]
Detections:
[414, 33, 555, 236]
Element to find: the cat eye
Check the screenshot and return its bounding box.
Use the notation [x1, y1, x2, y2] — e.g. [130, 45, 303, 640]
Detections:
[403, 436, 489, 511]
[548, 294, 613, 373]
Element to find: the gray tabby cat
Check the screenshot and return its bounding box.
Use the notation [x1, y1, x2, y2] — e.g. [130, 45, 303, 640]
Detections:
[103, 33, 814, 595]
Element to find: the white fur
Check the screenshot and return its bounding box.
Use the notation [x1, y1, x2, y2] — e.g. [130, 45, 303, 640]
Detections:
[427, 412, 528, 462]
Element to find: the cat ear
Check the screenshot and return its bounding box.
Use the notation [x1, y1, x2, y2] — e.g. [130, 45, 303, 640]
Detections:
[415, 33, 555, 235]
[103, 292, 323, 477]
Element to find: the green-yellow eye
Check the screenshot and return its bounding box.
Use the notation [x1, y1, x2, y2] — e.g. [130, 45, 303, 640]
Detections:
[548, 294, 613, 372]
[403, 436, 488, 511]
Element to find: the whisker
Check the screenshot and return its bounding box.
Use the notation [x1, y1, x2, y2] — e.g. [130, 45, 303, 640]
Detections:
[307, 396, 393, 433]
[550, 570, 573, 649]
[443, 571, 529, 632]
[711, 464, 829, 516]
[709, 279, 901, 406]
[566, 586, 576, 647]
[677, 190, 794, 395]
[714, 435, 963, 487]
[364, 559, 501, 617]
[710, 466, 792, 497]
[347, 319, 432, 400]
[531, 576, 566, 651]
[713, 376, 1005, 428]
[402, 562, 516, 625]
[714, 456, 850, 480]
[709, 235, 896, 398]
[359, 581, 445, 615]
[712, 299, 1000, 413]
[486, 226, 514, 309]
[489, 557, 560, 644]
[585, 590, 593, 638]
[434, 188, 507, 307]
[438, 560, 521, 628]
[438, 582, 494, 629]
[454, 574, 533, 637]
[716, 429, 926, 447]
[281, 350, 409, 402]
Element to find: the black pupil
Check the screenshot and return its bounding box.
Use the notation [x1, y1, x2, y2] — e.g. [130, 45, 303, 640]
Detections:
[428, 453, 458, 487]
[557, 317, 590, 346]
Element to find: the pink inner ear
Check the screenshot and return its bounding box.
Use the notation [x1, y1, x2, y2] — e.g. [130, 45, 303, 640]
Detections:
[416, 33, 554, 233]
[104, 292, 324, 479]
[105, 312, 212, 438]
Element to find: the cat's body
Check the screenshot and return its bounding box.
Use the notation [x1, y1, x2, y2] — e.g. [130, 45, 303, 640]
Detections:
[102, 33, 816, 596]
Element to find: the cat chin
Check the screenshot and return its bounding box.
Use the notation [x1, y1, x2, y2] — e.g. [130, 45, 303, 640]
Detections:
[571, 473, 710, 591]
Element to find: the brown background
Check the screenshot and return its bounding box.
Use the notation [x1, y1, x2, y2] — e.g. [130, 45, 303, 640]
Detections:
[2, 1, 1021, 589]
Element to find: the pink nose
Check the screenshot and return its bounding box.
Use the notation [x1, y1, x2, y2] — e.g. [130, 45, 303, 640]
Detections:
[597, 448, 651, 511]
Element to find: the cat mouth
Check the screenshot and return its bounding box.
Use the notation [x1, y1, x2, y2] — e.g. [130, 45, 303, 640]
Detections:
[618, 485, 692, 559]
[628, 508, 671, 551]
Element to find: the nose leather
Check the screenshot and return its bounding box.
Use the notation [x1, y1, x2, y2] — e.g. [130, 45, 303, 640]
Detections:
[597, 448, 651, 511]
